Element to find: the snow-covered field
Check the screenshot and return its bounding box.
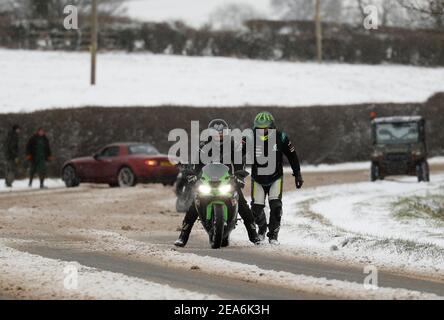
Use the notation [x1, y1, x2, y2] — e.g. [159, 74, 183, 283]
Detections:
[124, 0, 274, 28]
[1, 49, 443, 113]
[233, 174, 444, 278]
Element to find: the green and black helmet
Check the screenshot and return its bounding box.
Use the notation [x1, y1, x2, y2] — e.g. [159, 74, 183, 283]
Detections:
[253, 111, 276, 130]
[253, 111, 276, 141]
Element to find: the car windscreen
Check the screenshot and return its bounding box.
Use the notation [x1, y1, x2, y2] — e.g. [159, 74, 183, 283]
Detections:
[376, 122, 419, 145]
[128, 144, 159, 155]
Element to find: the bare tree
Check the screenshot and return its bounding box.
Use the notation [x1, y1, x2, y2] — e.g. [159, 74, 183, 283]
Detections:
[1, 0, 127, 21]
[397, 0, 444, 29]
[271, 0, 343, 23]
[315, 0, 322, 62]
[209, 3, 264, 31]
[353, 0, 406, 26]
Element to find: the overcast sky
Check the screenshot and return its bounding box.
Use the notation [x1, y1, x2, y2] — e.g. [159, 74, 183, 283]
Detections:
[124, 0, 274, 27]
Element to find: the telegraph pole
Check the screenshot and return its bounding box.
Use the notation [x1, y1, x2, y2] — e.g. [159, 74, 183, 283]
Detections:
[90, 0, 97, 85]
[315, 0, 322, 63]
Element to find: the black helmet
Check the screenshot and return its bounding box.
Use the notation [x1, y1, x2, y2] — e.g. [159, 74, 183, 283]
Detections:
[208, 119, 229, 142]
[208, 119, 229, 133]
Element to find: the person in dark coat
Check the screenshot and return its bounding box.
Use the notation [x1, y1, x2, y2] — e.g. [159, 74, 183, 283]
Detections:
[3, 124, 21, 187]
[26, 128, 52, 189]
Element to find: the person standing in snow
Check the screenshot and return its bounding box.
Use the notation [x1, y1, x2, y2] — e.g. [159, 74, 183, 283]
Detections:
[3, 124, 21, 187]
[26, 128, 52, 189]
[249, 111, 304, 245]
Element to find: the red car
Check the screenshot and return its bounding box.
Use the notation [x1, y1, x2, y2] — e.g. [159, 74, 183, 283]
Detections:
[61, 143, 178, 188]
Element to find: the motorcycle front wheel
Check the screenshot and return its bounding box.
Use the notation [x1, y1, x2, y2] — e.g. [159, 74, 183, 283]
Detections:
[210, 204, 225, 249]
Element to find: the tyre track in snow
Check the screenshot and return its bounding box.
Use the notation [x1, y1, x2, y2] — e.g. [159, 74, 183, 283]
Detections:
[13, 245, 328, 300]
[133, 232, 444, 297]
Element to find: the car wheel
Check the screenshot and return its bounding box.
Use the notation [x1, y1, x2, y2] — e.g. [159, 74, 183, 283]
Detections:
[118, 167, 136, 187]
[63, 165, 80, 188]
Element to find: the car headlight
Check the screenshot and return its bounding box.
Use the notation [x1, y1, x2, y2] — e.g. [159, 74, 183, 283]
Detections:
[218, 184, 232, 195]
[198, 184, 212, 195]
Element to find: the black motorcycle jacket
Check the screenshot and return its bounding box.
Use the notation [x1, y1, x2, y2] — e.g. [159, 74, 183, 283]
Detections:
[250, 130, 301, 186]
[189, 137, 247, 178]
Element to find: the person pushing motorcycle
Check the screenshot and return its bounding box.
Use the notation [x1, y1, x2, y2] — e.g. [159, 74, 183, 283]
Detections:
[174, 119, 260, 247]
[250, 111, 304, 244]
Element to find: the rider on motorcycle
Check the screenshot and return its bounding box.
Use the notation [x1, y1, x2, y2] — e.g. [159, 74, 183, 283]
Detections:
[250, 111, 304, 244]
[174, 119, 260, 247]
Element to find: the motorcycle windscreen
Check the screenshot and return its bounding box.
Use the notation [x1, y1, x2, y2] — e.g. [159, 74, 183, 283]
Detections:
[201, 163, 230, 182]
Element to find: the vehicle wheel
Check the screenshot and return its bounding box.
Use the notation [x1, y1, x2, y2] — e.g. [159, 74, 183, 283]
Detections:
[370, 163, 380, 182]
[62, 165, 80, 188]
[117, 167, 136, 187]
[417, 161, 430, 182]
[210, 204, 225, 249]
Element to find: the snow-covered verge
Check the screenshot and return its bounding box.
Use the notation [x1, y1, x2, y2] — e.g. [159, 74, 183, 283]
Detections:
[1, 49, 443, 113]
[0, 240, 218, 299]
[48, 229, 441, 300]
[310, 178, 444, 247]
[0, 179, 65, 193]
[429, 157, 444, 166]
[232, 174, 444, 280]
[288, 156, 444, 173]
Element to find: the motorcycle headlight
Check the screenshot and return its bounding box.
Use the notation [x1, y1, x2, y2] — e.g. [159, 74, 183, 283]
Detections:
[198, 184, 212, 195]
[218, 184, 232, 195]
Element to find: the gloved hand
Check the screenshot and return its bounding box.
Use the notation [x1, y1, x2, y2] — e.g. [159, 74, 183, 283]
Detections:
[234, 176, 246, 189]
[293, 172, 304, 189]
[187, 175, 198, 184]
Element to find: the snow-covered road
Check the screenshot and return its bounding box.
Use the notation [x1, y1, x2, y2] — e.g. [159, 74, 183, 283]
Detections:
[1, 166, 444, 299]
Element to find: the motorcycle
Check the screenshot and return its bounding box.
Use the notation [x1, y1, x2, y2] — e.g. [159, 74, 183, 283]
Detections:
[194, 163, 247, 249]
